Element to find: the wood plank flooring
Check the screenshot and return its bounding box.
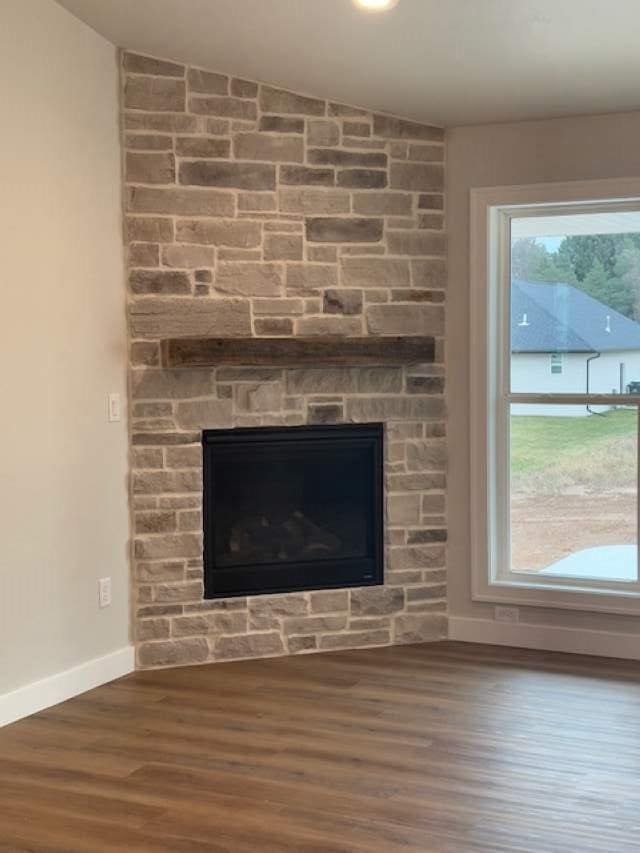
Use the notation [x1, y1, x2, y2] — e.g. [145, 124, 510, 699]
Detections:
[1, 642, 639, 852]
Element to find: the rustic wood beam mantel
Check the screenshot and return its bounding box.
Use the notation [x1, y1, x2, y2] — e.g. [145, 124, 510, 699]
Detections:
[161, 336, 435, 368]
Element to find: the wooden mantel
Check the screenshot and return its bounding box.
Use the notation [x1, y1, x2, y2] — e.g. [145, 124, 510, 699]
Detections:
[161, 336, 435, 369]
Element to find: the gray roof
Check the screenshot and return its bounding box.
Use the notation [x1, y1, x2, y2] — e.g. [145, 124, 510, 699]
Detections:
[511, 280, 640, 353]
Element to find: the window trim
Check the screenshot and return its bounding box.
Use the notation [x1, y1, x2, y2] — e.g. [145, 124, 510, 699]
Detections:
[470, 177, 640, 616]
[550, 353, 563, 375]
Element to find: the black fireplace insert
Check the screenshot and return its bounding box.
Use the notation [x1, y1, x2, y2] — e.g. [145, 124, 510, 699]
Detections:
[202, 423, 384, 598]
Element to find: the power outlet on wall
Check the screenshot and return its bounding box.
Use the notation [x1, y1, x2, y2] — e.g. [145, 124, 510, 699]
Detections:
[495, 605, 519, 623]
[98, 577, 112, 608]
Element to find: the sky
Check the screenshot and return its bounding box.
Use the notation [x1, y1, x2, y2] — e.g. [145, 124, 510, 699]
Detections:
[539, 236, 564, 252]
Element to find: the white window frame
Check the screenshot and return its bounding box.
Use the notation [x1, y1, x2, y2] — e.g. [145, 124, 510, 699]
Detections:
[550, 353, 563, 375]
[470, 177, 640, 616]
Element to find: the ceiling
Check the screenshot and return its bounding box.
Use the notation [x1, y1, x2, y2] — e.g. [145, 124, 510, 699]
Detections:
[56, 0, 640, 127]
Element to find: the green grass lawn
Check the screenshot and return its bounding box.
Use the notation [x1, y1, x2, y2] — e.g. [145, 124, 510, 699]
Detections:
[511, 409, 636, 475]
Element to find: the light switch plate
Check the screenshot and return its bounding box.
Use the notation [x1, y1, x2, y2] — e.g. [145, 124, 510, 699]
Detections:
[98, 577, 112, 608]
[108, 393, 121, 422]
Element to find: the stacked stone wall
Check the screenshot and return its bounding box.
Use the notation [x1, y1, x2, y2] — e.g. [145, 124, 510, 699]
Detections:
[122, 51, 448, 667]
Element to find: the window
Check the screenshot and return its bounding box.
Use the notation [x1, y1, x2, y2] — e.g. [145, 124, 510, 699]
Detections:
[550, 353, 563, 374]
[470, 178, 640, 614]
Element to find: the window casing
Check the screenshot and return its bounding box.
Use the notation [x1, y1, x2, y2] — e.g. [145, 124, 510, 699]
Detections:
[470, 178, 640, 615]
[550, 353, 563, 374]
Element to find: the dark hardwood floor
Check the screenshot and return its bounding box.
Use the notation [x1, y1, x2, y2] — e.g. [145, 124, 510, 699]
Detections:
[1, 642, 639, 852]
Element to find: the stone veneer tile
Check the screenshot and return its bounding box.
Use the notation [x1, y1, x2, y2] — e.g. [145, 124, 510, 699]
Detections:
[129, 270, 190, 296]
[231, 79, 258, 99]
[367, 304, 445, 336]
[180, 161, 275, 190]
[126, 152, 175, 184]
[172, 612, 248, 637]
[161, 245, 214, 268]
[352, 192, 412, 215]
[128, 187, 235, 217]
[123, 53, 185, 77]
[347, 396, 446, 422]
[176, 219, 262, 247]
[296, 317, 362, 336]
[122, 50, 448, 671]
[286, 264, 338, 292]
[288, 636, 317, 653]
[138, 638, 209, 667]
[341, 257, 410, 288]
[189, 96, 256, 120]
[233, 133, 304, 162]
[131, 369, 214, 400]
[309, 590, 349, 613]
[279, 188, 350, 214]
[287, 368, 357, 395]
[372, 114, 444, 141]
[259, 116, 304, 134]
[130, 298, 252, 338]
[214, 633, 285, 660]
[306, 217, 383, 243]
[394, 613, 447, 644]
[187, 68, 228, 94]
[307, 120, 340, 146]
[323, 289, 363, 315]
[216, 262, 283, 296]
[320, 630, 390, 651]
[350, 587, 405, 616]
[390, 162, 444, 192]
[125, 77, 185, 112]
[175, 399, 232, 429]
[134, 535, 202, 560]
[260, 86, 325, 116]
[308, 149, 386, 168]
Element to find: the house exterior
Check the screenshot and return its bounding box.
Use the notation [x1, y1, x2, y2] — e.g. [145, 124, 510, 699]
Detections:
[511, 279, 640, 416]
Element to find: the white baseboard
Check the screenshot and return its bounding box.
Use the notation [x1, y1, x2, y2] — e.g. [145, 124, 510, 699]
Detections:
[448, 616, 640, 661]
[0, 645, 135, 728]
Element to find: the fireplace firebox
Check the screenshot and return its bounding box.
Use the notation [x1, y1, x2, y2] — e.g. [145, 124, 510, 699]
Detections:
[202, 423, 384, 598]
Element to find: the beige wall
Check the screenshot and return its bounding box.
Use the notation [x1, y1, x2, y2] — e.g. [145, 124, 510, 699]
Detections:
[0, 0, 129, 695]
[447, 110, 640, 634]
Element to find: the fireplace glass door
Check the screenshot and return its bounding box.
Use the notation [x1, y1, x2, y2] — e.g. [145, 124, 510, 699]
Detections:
[202, 424, 384, 598]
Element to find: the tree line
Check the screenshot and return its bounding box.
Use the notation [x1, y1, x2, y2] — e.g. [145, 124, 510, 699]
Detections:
[511, 233, 640, 320]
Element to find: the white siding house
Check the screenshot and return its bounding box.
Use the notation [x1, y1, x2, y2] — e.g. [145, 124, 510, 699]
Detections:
[511, 280, 640, 416]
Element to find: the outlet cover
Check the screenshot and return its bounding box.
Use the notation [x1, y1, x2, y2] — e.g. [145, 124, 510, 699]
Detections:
[495, 605, 519, 623]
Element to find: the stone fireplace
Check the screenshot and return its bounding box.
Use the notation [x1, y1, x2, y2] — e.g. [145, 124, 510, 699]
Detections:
[123, 50, 448, 669]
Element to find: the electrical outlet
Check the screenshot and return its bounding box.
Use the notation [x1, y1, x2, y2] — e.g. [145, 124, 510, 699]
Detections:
[108, 393, 121, 423]
[495, 605, 519, 623]
[98, 577, 112, 608]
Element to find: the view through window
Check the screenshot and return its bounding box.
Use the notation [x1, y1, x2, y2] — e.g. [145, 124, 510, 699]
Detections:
[509, 210, 640, 584]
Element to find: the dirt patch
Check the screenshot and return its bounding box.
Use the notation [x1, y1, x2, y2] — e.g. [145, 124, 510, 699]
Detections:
[511, 493, 636, 572]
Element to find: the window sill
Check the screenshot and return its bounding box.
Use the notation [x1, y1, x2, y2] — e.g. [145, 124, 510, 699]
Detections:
[473, 575, 640, 616]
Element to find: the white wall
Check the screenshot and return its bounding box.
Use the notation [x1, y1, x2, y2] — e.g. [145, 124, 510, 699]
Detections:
[0, 0, 130, 705]
[592, 350, 640, 395]
[511, 350, 640, 416]
[447, 110, 640, 638]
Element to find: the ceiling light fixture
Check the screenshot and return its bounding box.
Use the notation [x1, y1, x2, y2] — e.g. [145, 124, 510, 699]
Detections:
[352, 0, 400, 12]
